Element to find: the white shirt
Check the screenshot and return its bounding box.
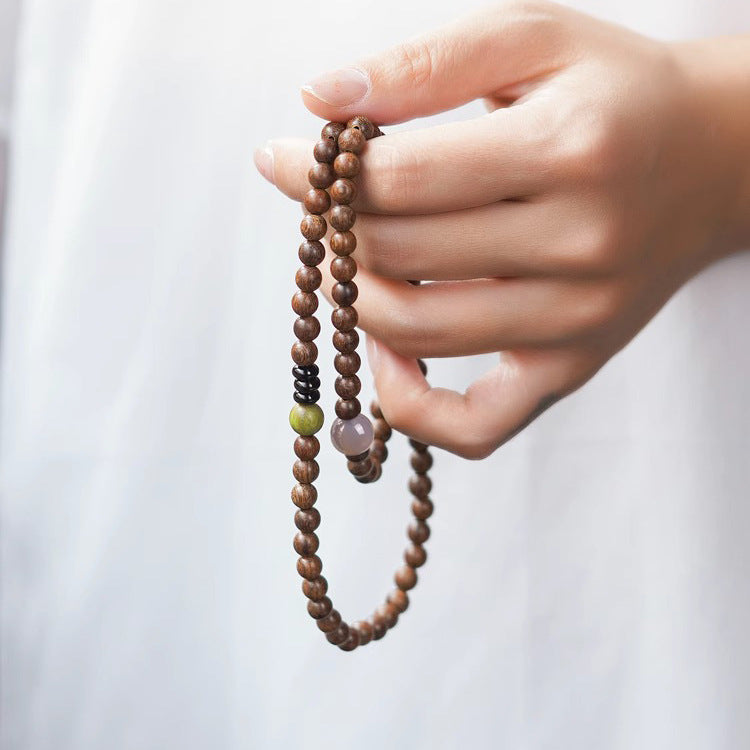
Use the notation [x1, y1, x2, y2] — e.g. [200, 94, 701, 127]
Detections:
[1, 1, 748, 748]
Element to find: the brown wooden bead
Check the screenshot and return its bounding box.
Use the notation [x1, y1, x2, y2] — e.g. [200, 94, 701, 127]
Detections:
[313, 138, 337, 163]
[347, 116, 376, 140]
[334, 352, 361, 375]
[321, 121, 346, 142]
[395, 565, 417, 591]
[370, 439, 388, 462]
[331, 256, 356, 282]
[316, 608, 342, 633]
[330, 178, 357, 205]
[411, 498, 434, 520]
[308, 162, 335, 189]
[339, 629, 360, 651]
[410, 450, 433, 473]
[297, 555, 323, 580]
[291, 483, 317, 509]
[333, 329, 359, 353]
[295, 265, 322, 292]
[294, 435, 320, 460]
[408, 520, 431, 544]
[326, 622, 349, 645]
[409, 437, 429, 452]
[356, 460, 381, 484]
[293, 316, 320, 342]
[370, 401, 383, 419]
[329, 204, 356, 232]
[307, 595, 332, 619]
[291, 291, 318, 316]
[347, 455, 372, 477]
[333, 151, 360, 179]
[302, 575, 327, 601]
[388, 588, 409, 614]
[375, 602, 399, 629]
[303, 188, 331, 215]
[409, 474, 432, 498]
[354, 620, 373, 646]
[330, 231, 357, 256]
[300, 214, 327, 241]
[294, 508, 321, 533]
[338, 127, 366, 154]
[335, 374, 361, 399]
[336, 398, 361, 419]
[405, 544, 427, 568]
[332, 281, 358, 306]
[294, 531, 319, 556]
[373, 419, 392, 442]
[291, 340, 317, 366]
[371, 616, 388, 640]
[298, 240, 325, 266]
[293, 459, 319, 483]
[331, 306, 358, 331]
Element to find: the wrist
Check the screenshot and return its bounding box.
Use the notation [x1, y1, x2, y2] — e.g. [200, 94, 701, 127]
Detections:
[670, 36, 750, 258]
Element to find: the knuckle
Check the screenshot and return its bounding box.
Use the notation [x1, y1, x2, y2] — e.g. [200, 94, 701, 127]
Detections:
[393, 39, 436, 90]
[370, 144, 423, 214]
[568, 283, 623, 335]
[552, 116, 620, 185]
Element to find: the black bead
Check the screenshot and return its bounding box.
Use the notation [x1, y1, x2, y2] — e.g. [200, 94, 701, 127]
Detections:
[294, 378, 321, 394]
[292, 364, 319, 379]
[294, 390, 320, 404]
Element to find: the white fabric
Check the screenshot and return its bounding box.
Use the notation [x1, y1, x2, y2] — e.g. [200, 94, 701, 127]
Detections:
[1, 1, 749, 748]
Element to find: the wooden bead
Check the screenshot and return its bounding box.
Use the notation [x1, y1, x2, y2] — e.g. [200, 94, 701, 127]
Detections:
[333, 151, 360, 178]
[295, 265, 322, 292]
[303, 188, 331, 215]
[370, 440, 388, 462]
[356, 460, 381, 484]
[335, 374, 361, 399]
[302, 575, 327, 601]
[331, 256, 356, 282]
[405, 544, 427, 568]
[333, 329, 359, 353]
[338, 127, 366, 154]
[294, 435, 319, 460]
[308, 162, 335, 189]
[291, 291, 318, 316]
[411, 498, 434, 520]
[336, 398, 361, 419]
[371, 616, 388, 640]
[354, 620, 373, 646]
[316, 608, 342, 633]
[395, 565, 417, 591]
[300, 214, 327, 241]
[294, 531, 319, 556]
[410, 450, 433, 473]
[346, 450, 370, 462]
[314, 138, 338, 163]
[339, 629, 360, 651]
[373, 419, 392, 441]
[409, 474, 432, 498]
[298, 240, 325, 266]
[409, 437, 428, 452]
[325, 622, 350, 645]
[408, 520, 431, 544]
[307, 595, 332, 619]
[294, 507, 321, 533]
[291, 483, 317, 509]
[388, 588, 409, 613]
[297, 555, 323, 580]
[332, 281, 358, 306]
[347, 455, 372, 477]
[334, 352, 361, 375]
[291, 340, 317, 366]
[347, 116, 376, 140]
[293, 316, 320, 342]
[375, 602, 399, 629]
[330, 231, 356, 256]
[329, 204, 356, 232]
[370, 401, 383, 419]
[331, 306, 358, 331]
[330, 178, 357, 205]
[293, 459, 319, 483]
[321, 121, 346, 142]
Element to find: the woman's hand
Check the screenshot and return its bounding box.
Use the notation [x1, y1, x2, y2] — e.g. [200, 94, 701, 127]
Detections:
[255, 1, 750, 459]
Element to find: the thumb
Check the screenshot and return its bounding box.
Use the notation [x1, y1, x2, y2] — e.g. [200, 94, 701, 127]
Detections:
[300, 2, 572, 125]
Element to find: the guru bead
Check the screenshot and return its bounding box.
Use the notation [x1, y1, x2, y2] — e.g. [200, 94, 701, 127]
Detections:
[289, 119, 435, 652]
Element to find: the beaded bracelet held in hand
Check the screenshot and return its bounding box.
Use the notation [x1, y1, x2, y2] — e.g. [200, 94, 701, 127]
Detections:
[289, 116, 434, 651]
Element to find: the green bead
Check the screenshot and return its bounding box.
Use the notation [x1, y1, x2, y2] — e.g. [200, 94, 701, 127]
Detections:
[289, 403, 324, 436]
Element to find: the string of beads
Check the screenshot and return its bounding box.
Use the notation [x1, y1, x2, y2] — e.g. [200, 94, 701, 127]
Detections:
[288, 116, 435, 650]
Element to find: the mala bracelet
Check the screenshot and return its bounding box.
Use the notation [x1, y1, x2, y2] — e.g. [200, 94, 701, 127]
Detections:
[288, 116, 434, 651]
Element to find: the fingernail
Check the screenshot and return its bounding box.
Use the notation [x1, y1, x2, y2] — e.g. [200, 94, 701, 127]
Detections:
[365, 335, 380, 375]
[301, 67, 370, 107]
[253, 143, 275, 184]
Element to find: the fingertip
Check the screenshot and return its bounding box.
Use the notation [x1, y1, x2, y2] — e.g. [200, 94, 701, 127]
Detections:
[253, 143, 274, 184]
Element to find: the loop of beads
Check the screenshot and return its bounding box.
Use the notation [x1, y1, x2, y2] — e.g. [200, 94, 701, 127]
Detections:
[288, 116, 435, 650]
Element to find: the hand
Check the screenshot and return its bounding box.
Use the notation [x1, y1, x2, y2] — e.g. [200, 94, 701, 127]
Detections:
[256, 1, 750, 459]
